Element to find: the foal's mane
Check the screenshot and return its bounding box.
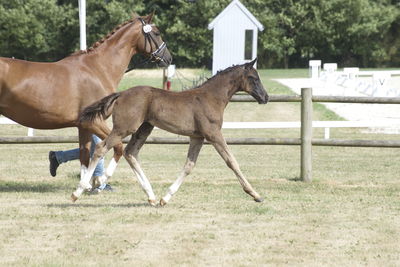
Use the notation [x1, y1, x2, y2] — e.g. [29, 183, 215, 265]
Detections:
[70, 13, 141, 56]
[189, 64, 243, 90]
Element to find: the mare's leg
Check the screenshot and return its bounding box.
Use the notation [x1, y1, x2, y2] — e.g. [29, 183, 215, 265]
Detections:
[160, 137, 204, 206]
[72, 131, 123, 202]
[78, 128, 92, 189]
[207, 132, 263, 202]
[123, 123, 157, 206]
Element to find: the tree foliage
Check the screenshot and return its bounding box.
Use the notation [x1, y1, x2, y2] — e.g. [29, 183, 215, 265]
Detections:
[0, 0, 399, 67]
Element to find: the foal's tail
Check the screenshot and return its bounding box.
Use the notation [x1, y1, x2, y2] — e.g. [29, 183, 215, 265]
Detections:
[79, 93, 120, 123]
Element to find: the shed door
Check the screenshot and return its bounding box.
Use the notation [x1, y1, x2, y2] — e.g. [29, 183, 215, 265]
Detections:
[244, 29, 254, 60]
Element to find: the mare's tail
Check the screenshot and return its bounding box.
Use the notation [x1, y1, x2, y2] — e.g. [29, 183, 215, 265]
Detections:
[79, 93, 120, 123]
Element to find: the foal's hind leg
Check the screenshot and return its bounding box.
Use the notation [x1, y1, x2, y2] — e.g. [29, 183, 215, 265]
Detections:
[207, 132, 263, 202]
[85, 119, 123, 187]
[104, 142, 123, 180]
[72, 132, 122, 202]
[160, 137, 204, 206]
[123, 123, 157, 206]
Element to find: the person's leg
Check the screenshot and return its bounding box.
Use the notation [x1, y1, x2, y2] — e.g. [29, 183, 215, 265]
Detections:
[90, 135, 113, 192]
[49, 135, 105, 180]
[55, 148, 80, 163]
[91, 135, 105, 177]
[49, 148, 80, 177]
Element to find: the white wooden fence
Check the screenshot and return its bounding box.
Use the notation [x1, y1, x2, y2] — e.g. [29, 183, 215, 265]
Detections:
[222, 120, 399, 139]
[0, 117, 400, 139]
[2, 90, 400, 183]
[0, 117, 34, 136]
[2, 117, 398, 140]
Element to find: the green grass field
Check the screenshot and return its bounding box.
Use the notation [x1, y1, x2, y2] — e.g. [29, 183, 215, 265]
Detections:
[0, 69, 399, 266]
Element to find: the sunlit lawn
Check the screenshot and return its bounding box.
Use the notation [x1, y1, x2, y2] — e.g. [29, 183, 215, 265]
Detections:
[0, 68, 399, 266]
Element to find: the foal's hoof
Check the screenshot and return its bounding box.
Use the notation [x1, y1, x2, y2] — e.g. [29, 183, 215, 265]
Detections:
[159, 198, 168, 207]
[80, 182, 92, 192]
[148, 199, 157, 207]
[254, 197, 264, 203]
[71, 193, 78, 202]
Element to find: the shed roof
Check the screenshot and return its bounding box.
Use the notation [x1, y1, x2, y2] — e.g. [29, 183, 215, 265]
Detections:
[208, 0, 264, 31]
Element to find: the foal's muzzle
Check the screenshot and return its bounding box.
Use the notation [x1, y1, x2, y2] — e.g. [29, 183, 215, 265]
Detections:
[251, 90, 269, 104]
[259, 95, 269, 104]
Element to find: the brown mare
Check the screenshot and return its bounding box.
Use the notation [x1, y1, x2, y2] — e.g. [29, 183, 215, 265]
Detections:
[76, 59, 268, 205]
[0, 13, 172, 187]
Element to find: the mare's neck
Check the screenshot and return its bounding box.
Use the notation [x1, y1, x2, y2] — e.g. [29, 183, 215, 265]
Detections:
[77, 21, 141, 91]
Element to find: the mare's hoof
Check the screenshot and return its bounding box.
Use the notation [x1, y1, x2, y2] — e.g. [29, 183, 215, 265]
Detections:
[159, 198, 167, 206]
[148, 199, 157, 207]
[254, 197, 264, 203]
[71, 193, 78, 202]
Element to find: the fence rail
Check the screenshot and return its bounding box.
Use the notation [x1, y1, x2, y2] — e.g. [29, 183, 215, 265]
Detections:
[2, 136, 400, 148]
[232, 94, 400, 104]
[2, 89, 400, 182]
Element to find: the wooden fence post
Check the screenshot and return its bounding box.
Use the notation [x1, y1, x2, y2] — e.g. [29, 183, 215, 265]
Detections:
[301, 87, 312, 182]
[162, 68, 168, 90]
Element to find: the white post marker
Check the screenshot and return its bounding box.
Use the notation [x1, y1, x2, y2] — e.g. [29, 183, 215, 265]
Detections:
[167, 64, 176, 78]
[343, 67, 359, 80]
[78, 0, 87, 50]
[323, 63, 338, 83]
[373, 72, 391, 97]
[309, 60, 321, 80]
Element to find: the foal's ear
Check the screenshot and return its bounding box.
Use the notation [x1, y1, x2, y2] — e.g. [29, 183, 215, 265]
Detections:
[145, 11, 155, 24]
[245, 58, 258, 69]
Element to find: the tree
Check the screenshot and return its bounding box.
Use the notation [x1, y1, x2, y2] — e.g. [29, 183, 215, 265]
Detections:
[0, 0, 71, 61]
[0, 0, 399, 67]
[295, 0, 399, 67]
[0, 0, 145, 61]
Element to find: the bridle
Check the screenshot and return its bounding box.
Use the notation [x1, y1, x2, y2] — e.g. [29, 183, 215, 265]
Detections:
[138, 18, 168, 64]
[124, 18, 169, 72]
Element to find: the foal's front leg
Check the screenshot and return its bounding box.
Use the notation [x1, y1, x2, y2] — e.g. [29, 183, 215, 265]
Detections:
[123, 123, 157, 206]
[208, 132, 263, 202]
[160, 137, 204, 206]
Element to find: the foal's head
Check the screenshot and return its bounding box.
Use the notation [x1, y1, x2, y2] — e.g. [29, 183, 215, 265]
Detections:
[136, 13, 172, 67]
[238, 58, 268, 104]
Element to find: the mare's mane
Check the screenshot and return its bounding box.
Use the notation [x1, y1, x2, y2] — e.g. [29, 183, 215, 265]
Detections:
[70, 13, 141, 56]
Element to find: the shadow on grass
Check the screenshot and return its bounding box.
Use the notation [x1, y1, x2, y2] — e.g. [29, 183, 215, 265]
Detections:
[0, 181, 61, 192]
[47, 202, 154, 208]
[287, 177, 303, 182]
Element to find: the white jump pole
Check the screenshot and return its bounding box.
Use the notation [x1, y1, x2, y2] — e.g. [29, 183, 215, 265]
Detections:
[78, 0, 87, 50]
[27, 1, 86, 138]
[309, 60, 321, 80]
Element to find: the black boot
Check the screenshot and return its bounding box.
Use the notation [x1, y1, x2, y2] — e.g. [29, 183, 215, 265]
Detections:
[48, 151, 60, 177]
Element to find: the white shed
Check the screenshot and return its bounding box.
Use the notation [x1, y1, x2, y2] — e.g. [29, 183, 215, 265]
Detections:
[208, 0, 264, 75]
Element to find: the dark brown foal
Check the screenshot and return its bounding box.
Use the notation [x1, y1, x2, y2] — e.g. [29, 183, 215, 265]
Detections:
[75, 59, 268, 205]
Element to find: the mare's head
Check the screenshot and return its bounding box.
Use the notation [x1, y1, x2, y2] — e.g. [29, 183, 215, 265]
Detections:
[136, 13, 172, 67]
[238, 58, 268, 104]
